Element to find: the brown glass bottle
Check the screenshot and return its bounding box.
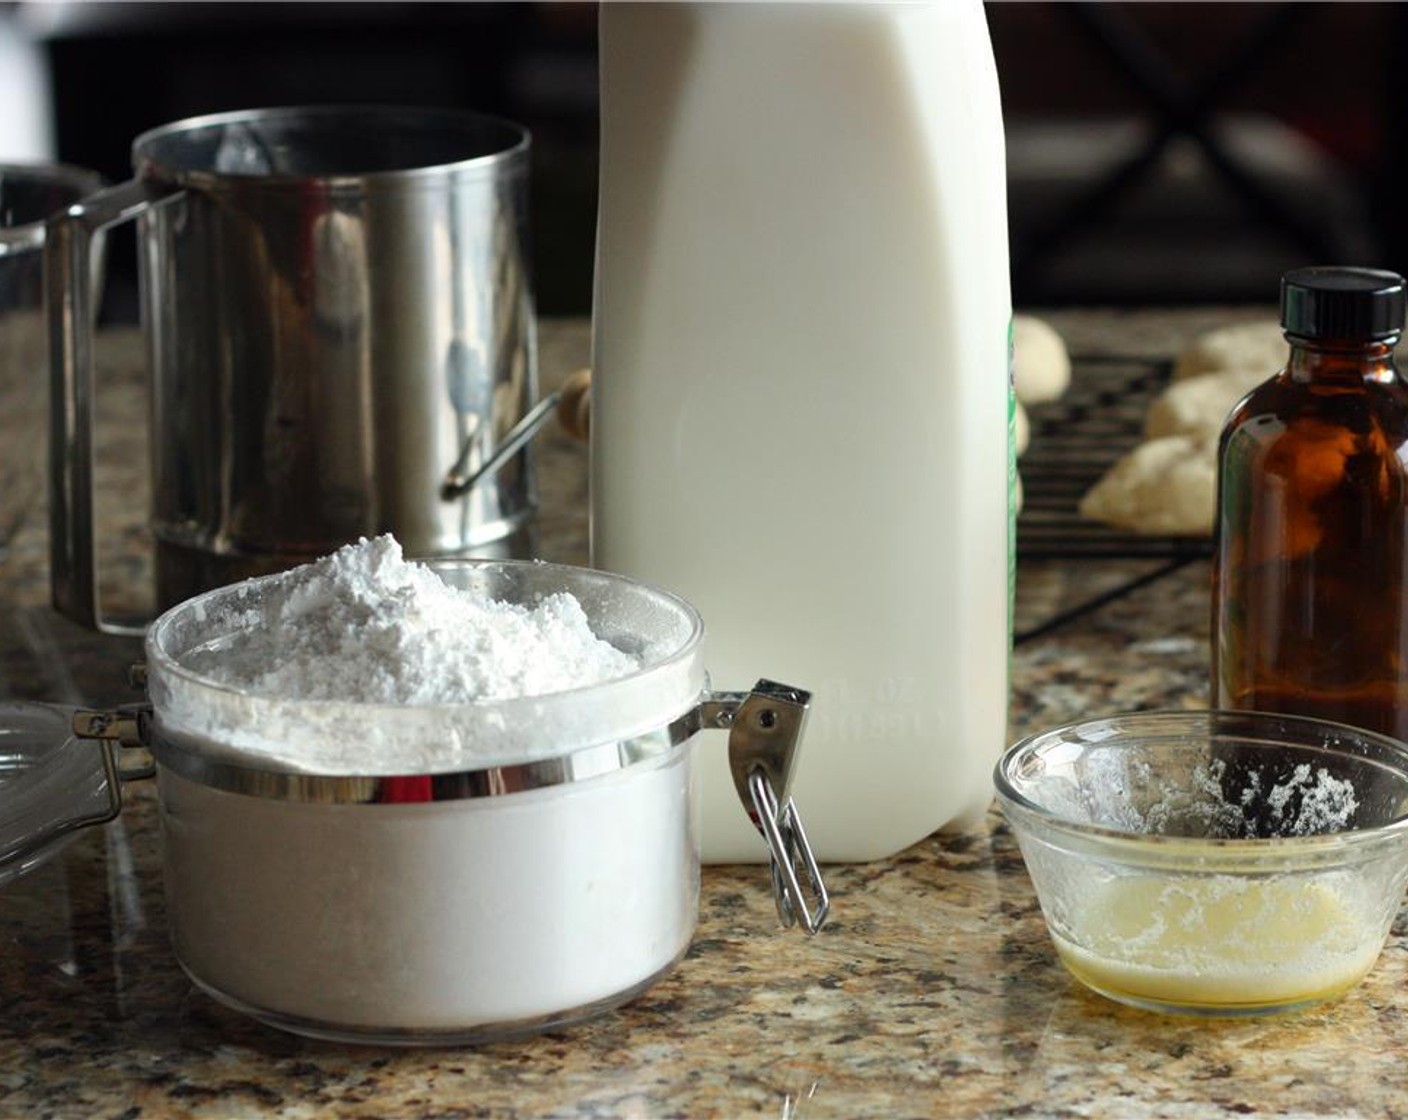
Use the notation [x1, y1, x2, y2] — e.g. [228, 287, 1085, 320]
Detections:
[1212, 267, 1408, 740]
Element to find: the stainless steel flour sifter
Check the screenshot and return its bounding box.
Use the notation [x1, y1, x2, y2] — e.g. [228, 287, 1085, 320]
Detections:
[47, 106, 538, 633]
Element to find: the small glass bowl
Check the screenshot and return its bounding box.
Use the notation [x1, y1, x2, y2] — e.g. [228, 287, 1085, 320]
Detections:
[995, 710, 1408, 1017]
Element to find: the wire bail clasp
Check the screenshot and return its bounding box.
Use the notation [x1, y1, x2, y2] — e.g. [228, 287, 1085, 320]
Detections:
[71, 702, 155, 781]
[703, 680, 829, 934]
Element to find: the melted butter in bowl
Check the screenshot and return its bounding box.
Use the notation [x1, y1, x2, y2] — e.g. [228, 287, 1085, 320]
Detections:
[996, 711, 1408, 1017]
[1054, 872, 1380, 1013]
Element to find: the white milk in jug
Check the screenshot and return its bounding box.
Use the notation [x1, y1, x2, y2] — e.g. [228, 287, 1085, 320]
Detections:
[592, 0, 1012, 862]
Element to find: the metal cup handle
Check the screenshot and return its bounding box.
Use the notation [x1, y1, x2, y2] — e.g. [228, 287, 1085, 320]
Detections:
[46, 178, 182, 635]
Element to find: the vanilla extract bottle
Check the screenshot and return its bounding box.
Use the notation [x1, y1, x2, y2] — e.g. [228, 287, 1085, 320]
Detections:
[1212, 267, 1408, 739]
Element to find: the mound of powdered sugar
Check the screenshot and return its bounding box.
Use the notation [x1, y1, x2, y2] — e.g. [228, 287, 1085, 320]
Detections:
[187, 535, 640, 704]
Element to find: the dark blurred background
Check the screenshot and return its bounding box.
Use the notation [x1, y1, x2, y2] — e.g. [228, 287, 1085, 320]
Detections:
[4, 0, 1403, 313]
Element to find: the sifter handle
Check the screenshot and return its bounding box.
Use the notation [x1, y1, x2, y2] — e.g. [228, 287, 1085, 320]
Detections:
[46, 178, 181, 635]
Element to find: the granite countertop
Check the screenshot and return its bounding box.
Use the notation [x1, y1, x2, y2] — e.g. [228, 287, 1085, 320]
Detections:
[5, 311, 1404, 1120]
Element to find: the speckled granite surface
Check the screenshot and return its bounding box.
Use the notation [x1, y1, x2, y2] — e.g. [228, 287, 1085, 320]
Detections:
[7, 312, 1407, 1120]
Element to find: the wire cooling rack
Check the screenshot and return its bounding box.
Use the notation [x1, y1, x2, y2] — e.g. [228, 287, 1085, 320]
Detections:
[1013, 353, 1212, 643]
[1016, 354, 1213, 561]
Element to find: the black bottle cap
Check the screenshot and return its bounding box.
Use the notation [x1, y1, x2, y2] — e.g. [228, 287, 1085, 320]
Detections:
[1280, 266, 1407, 341]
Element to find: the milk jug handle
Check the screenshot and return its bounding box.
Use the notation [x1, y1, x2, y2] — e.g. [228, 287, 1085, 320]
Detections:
[46, 179, 183, 636]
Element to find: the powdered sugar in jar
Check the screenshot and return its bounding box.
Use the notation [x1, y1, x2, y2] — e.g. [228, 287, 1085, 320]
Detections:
[111, 540, 829, 1043]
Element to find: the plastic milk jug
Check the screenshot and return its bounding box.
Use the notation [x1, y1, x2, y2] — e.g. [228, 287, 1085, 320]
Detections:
[592, 0, 1012, 862]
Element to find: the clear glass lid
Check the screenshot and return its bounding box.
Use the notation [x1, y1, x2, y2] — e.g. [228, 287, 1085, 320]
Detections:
[0, 701, 118, 885]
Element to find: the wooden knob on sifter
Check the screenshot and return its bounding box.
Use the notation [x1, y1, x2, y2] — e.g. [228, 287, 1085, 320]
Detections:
[556, 367, 592, 440]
